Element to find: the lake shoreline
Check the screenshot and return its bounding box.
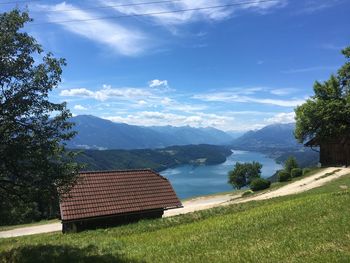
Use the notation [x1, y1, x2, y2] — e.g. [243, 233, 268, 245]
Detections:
[161, 150, 282, 199]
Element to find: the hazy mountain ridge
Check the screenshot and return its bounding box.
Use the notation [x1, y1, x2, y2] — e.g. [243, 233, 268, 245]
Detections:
[67, 115, 233, 150]
[232, 123, 319, 167]
[231, 123, 301, 150]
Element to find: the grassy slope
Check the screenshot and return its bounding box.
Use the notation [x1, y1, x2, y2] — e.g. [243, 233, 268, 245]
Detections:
[1, 174, 350, 263]
[0, 168, 324, 231]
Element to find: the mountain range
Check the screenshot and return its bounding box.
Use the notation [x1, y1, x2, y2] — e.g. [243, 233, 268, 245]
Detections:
[231, 123, 319, 167]
[231, 123, 301, 151]
[66, 115, 233, 150]
[67, 115, 318, 167]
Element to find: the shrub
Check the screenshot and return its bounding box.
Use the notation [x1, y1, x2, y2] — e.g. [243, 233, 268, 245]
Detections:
[284, 156, 299, 174]
[250, 178, 271, 191]
[291, 168, 303, 178]
[242, 190, 254, 197]
[278, 171, 291, 182]
[302, 168, 312, 176]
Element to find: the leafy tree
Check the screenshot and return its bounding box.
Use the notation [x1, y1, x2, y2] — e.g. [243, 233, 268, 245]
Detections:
[284, 156, 298, 174]
[295, 47, 350, 143]
[0, 10, 79, 222]
[228, 162, 262, 189]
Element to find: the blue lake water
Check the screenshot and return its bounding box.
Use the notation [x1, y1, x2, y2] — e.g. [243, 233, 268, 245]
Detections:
[160, 150, 283, 199]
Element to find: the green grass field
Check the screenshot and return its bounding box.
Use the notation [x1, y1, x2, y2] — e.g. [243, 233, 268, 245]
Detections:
[1, 173, 350, 263]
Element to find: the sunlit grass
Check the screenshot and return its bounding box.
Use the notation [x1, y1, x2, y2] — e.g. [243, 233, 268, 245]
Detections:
[1, 173, 349, 262]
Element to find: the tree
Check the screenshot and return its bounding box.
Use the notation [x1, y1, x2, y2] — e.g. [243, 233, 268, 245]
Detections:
[284, 156, 298, 174]
[0, 10, 79, 222]
[295, 47, 350, 143]
[228, 162, 262, 189]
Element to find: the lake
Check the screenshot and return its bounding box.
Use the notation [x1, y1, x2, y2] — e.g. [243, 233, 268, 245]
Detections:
[160, 150, 283, 199]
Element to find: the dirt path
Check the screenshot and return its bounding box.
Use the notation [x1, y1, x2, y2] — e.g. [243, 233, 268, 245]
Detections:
[164, 193, 239, 217]
[1, 167, 349, 238]
[0, 223, 62, 238]
[231, 167, 350, 204]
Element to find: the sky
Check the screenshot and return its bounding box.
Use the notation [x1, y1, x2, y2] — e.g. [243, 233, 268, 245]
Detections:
[2, 0, 350, 131]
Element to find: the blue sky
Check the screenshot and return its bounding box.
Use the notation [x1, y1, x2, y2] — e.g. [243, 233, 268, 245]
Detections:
[3, 0, 349, 131]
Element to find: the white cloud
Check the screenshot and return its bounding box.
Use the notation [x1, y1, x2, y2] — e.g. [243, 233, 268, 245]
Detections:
[270, 88, 297, 96]
[149, 79, 169, 88]
[41, 2, 150, 56]
[194, 92, 305, 107]
[138, 100, 147, 105]
[61, 88, 94, 97]
[104, 111, 235, 130]
[297, 0, 344, 14]
[160, 97, 173, 105]
[104, 0, 287, 29]
[60, 86, 151, 101]
[265, 112, 296, 123]
[320, 43, 346, 51]
[73, 104, 88, 110]
[281, 66, 337, 74]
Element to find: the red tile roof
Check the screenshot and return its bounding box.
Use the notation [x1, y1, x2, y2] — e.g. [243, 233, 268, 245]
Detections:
[59, 169, 182, 221]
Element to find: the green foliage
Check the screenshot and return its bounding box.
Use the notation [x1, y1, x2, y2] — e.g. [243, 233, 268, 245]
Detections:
[303, 168, 313, 176]
[250, 178, 271, 191]
[295, 46, 350, 143]
[242, 190, 254, 197]
[284, 156, 298, 174]
[228, 162, 262, 189]
[291, 168, 303, 178]
[275, 150, 319, 168]
[1, 175, 350, 262]
[278, 171, 291, 182]
[76, 145, 232, 172]
[0, 10, 79, 224]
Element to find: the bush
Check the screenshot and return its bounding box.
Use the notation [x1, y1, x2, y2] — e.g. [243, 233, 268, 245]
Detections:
[242, 190, 254, 197]
[284, 156, 299, 174]
[291, 168, 303, 178]
[250, 178, 271, 191]
[302, 168, 312, 176]
[278, 171, 291, 182]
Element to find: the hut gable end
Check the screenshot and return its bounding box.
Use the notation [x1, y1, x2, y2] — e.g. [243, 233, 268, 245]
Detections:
[305, 136, 350, 167]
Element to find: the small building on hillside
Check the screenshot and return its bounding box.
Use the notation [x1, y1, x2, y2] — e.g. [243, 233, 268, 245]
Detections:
[59, 169, 182, 233]
[305, 136, 350, 167]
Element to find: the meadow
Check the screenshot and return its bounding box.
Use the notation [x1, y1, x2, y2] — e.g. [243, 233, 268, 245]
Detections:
[1, 174, 350, 263]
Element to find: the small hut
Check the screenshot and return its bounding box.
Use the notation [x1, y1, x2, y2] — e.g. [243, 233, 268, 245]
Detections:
[305, 136, 350, 167]
[59, 169, 182, 233]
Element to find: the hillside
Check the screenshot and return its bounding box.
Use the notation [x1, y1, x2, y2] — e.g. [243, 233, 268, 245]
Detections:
[1, 174, 349, 262]
[76, 144, 232, 172]
[232, 123, 319, 167]
[66, 115, 233, 150]
[150, 125, 233, 145]
[231, 123, 300, 150]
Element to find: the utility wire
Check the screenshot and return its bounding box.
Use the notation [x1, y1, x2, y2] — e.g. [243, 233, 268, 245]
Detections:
[0, 0, 40, 5]
[41, 0, 185, 14]
[30, 0, 279, 26]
